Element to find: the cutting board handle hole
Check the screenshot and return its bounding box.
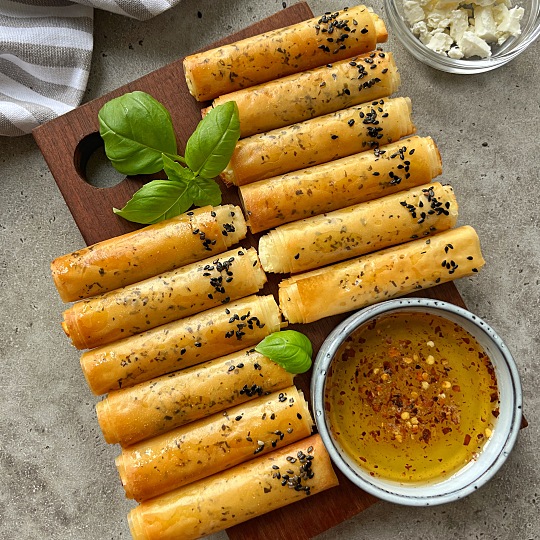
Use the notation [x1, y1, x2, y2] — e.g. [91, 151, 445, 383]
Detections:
[75, 132, 126, 189]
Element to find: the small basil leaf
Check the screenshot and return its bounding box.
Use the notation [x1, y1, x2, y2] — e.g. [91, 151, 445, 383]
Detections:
[113, 178, 192, 225]
[188, 177, 222, 207]
[99, 91, 178, 175]
[255, 330, 313, 374]
[162, 153, 195, 182]
[185, 101, 240, 178]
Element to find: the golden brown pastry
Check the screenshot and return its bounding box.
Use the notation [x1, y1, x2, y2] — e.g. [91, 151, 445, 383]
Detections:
[51, 205, 246, 302]
[116, 386, 313, 502]
[127, 434, 337, 540]
[221, 97, 415, 186]
[62, 247, 267, 350]
[205, 51, 400, 137]
[279, 226, 484, 324]
[241, 136, 442, 234]
[96, 348, 295, 447]
[259, 183, 458, 274]
[80, 294, 282, 395]
[184, 6, 387, 102]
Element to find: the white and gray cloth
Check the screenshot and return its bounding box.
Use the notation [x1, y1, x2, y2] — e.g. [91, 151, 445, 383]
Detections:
[0, 0, 178, 137]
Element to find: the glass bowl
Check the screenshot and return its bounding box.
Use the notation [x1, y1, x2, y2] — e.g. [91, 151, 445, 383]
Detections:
[311, 298, 523, 506]
[384, 0, 540, 73]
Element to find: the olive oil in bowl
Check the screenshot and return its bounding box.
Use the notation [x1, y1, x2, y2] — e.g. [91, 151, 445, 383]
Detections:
[325, 311, 499, 483]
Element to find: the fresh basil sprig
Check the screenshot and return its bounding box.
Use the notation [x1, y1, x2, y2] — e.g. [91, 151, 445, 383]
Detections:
[98, 91, 240, 224]
[255, 330, 313, 374]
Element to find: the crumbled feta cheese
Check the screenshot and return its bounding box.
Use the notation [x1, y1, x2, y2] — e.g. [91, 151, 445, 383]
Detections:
[474, 5, 499, 42]
[402, 0, 525, 59]
[425, 31, 455, 53]
[448, 45, 465, 58]
[497, 6, 524, 35]
[404, 0, 426, 24]
[460, 30, 493, 57]
[449, 9, 469, 42]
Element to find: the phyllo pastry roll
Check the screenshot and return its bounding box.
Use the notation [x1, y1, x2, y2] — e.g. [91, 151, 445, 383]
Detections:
[62, 247, 266, 350]
[51, 205, 245, 302]
[259, 183, 458, 274]
[128, 434, 338, 540]
[116, 386, 313, 502]
[97, 348, 295, 447]
[279, 226, 484, 324]
[184, 5, 387, 102]
[221, 97, 415, 186]
[241, 136, 442, 233]
[81, 294, 282, 395]
[206, 51, 400, 138]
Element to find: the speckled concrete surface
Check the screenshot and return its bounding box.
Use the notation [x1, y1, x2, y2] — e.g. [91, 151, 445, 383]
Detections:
[0, 1, 538, 539]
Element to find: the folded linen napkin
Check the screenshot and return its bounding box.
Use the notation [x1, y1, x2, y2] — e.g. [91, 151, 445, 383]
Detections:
[0, 0, 178, 137]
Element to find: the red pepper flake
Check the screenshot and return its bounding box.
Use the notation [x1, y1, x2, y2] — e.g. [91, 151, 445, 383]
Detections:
[463, 434, 471, 446]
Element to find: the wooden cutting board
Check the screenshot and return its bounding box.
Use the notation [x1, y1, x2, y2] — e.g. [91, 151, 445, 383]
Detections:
[32, 3, 501, 539]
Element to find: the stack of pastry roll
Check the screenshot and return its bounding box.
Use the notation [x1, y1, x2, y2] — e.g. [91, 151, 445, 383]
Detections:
[97, 347, 295, 446]
[128, 434, 338, 540]
[279, 226, 485, 324]
[221, 96, 416, 186]
[51, 205, 246, 302]
[205, 50, 400, 137]
[184, 5, 388, 101]
[116, 386, 314, 501]
[259, 182, 458, 274]
[81, 294, 282, 394]
[62, 246, 267, 350]
[242, 136, 442, 233]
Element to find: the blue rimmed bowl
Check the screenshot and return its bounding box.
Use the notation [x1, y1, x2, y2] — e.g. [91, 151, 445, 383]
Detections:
[311, 297, 522, 506]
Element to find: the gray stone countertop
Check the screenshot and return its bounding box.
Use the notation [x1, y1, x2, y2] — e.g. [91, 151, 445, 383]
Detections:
[0, 1, 538, 539]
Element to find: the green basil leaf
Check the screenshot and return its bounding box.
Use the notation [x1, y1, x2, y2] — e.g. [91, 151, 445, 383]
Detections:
[188, 177, 222, 207]
[162, 153, 195, 182]
[255, 330, 313, 374]
[184, 101, 240, 178]
[113, 178, 192, 225]
[99, 91, 179, 175]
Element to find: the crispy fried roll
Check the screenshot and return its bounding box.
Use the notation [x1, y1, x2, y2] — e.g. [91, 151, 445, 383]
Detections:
[51, 205, 246, 302]
[127, 434, 338, 540]
[80, 294, 282, 395]
[116, 386, 313, 501]
[206, 51, 400, 138]
[279, 226, 485, 324]
[259, 183, 458, 274]
[184, 6, 387, 102]
[241, 136, 442, 234]
[96, 348, 295, 447]
[221, 97, 415, 186]
[62, 247, 266, 350]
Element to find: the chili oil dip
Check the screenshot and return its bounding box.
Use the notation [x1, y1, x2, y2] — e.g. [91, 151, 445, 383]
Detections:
[324, 310, 499, 483]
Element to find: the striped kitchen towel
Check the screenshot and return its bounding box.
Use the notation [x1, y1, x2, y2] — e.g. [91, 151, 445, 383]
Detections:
[0, 0, 179, 137]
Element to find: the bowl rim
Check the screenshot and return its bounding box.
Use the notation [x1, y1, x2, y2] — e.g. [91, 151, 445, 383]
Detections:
[311, 297, 523, 506]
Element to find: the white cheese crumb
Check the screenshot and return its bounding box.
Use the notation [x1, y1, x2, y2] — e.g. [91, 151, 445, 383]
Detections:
[460, 30, 494, 57]
[403, 0, 525, 59]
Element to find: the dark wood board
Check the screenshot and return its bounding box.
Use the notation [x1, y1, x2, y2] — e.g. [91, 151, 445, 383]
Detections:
[33, 3, 521, 540]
